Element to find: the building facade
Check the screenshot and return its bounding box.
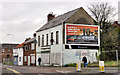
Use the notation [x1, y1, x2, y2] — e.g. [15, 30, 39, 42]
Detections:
[13, 43, 24, 66]
[2, 43, 19, 64]
[23, 38, 36, 66]
[36, 7, 99, 66]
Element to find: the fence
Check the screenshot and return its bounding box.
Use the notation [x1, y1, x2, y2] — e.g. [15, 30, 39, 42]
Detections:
[98, 50, 119, 67]
[41, 52, 61, 66]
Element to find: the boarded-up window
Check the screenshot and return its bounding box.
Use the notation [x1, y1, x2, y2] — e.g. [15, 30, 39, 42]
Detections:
[42, 35, 44, 46]
[38, 36, 40, 46]
[46, 34, 48, 46]
[56, 31, 59, 44]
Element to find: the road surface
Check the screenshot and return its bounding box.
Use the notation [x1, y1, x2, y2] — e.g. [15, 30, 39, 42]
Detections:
[1, 64, 120, 75]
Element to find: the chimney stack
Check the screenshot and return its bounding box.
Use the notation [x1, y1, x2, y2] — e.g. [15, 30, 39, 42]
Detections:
[47, 12, 55, 22]
[33, 33, 36, 38]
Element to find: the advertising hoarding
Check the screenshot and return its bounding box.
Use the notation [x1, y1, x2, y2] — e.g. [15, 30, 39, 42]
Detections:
[65, 24, 100, 46]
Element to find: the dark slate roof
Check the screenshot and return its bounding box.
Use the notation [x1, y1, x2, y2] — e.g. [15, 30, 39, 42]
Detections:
[36, 7, 81, 32]
[2, 43, 19, 49]
[24, 38, 36, 44]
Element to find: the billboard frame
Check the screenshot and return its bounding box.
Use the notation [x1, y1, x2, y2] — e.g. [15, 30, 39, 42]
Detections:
[65, 23, 100, 46]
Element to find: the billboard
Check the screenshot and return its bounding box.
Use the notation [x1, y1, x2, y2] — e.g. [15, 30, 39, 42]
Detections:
[65, 24, 100, 46]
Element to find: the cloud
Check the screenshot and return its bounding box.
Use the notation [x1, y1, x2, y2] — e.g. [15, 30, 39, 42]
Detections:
[0, 2, 118, 43]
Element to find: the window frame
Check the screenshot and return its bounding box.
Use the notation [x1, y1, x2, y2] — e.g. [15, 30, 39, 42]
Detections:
[51, 32, 53, 45]
[42, 35, 44, 46]
[38, 36, 40, 47]
[24, 56, 27, 62]
[56, 31, 59, 44]
[46, 34, 48, 46]
[31, 43, 34, 50]
[19, 57, 21, 62]
[31, 55, 35, 64]
[2, 49, 5, 52]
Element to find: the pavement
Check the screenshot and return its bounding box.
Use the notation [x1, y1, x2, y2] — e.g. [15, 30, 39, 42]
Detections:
[0, 63, 2, 75]
[1, 65, 120, 75]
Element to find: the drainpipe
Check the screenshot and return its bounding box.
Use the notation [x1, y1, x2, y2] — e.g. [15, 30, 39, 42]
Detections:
[61, 22, 65, 66]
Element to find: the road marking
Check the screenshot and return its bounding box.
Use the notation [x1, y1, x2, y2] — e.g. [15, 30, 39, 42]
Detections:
[56, 70, 72, 73]
[6, 68, 22, 75]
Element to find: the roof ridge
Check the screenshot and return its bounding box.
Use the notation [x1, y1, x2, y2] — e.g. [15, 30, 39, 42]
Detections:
[36, 7, 82, 32]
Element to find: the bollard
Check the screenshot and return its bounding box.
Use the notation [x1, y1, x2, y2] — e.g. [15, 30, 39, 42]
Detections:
[76, 60, 81, 72]
[99, 61, 105, 73]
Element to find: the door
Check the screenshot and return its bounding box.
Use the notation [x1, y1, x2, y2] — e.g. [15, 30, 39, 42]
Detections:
[14, 56, 18, 65]
[28, 56, 30, 66]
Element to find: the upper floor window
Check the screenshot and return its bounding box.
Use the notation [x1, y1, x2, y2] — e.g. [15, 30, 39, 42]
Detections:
[31, 43, 34, 50]
[56, 31, 59, 44]
[8, 49, 10, 51]
[28, 44, 30, 51]
[2, 49, 5, 52]
[42, 35, 44, 46]
[38, 36, 40, 47]
[24, 45, 27, 51]
[51, 32, 54, 45]
[46, 34, 48, 46]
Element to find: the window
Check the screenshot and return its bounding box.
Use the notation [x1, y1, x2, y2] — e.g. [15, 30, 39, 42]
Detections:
[8, 49, 10, 51]
[31, 43, 34, 50]
[46, 34, 48, 46]
[42, 35, 44, 46]
[51, 32, 53, 45]
[56, 31, 59, 44]
[28, 44, 30, 51]
[2, 49, 5, 52]
[24, 56, 27, 62]
[31, 55, 35, 64]
[24, 45, 27, 51]
[14, 58, 17, 62]
[19, 57, 21, 62]
[38, 36, 40, 46]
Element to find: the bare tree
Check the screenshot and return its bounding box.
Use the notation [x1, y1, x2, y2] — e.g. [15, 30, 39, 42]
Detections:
[88, 2, 116, 29]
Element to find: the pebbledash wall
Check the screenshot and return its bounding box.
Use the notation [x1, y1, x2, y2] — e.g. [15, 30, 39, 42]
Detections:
[36, 7, 99, 66]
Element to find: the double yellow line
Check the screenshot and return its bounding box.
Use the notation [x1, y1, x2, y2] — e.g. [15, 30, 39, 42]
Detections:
[6, 68, 23, 75]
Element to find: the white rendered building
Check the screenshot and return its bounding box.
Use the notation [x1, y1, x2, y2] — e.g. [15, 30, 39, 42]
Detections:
[36, 7, 99, 66]
[14, 43, 24, 66]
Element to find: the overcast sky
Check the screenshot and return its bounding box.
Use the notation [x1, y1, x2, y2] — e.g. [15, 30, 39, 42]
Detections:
[0, 0, 119, 44]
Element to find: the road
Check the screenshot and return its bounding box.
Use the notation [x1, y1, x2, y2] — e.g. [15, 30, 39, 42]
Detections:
[1, 64, 120, 75]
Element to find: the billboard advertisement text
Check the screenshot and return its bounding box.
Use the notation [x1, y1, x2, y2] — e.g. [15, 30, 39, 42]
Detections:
[65, 24, 100, 46]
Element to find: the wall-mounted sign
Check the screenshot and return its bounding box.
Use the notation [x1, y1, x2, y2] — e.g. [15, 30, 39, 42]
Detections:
[65, 24, 100, 46]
